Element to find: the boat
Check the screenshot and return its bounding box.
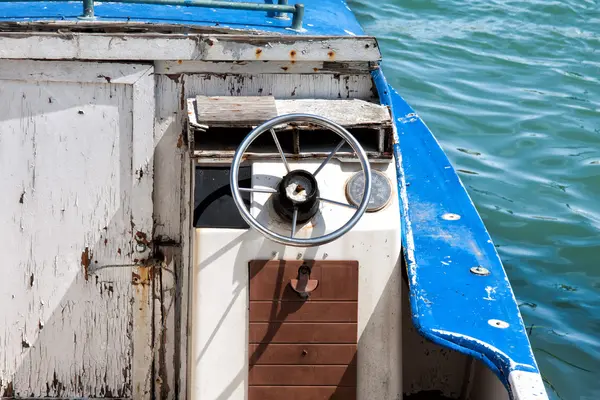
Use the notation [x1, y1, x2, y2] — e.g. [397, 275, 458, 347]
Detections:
[0, 1, 549, 399]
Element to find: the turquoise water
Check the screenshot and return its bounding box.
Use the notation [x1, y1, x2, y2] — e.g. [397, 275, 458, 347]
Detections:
[351, 0, 600, 398]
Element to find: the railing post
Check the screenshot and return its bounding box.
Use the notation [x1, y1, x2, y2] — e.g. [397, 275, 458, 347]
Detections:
[81, 0, 95, 19]
[291, 3, 304, 30]
[276, 0, 288, 19]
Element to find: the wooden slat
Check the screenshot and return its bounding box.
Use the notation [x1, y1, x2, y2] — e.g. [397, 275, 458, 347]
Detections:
[249, 301, 357, 322]
[249, 365, 356, 386]
[276, 99, 392, 127]
[249, 344, 356, 365]
[195, 95, 277, 126]
[249, 323, 357, 344]
[249, 260, 358, 301]
[249, 386, 356, 400]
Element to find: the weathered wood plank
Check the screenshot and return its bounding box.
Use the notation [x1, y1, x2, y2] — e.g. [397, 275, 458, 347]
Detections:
[275, 99, 391, 127]
[155, 60, 375, 75]
[0, 33, 381, 62]
[195, 96, 278, 127]
[183, 73, 376, 102]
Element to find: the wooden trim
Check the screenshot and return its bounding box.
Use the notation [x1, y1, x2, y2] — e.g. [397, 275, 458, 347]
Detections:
[249, 386, 356, 400]
[0, 33, 381, 62]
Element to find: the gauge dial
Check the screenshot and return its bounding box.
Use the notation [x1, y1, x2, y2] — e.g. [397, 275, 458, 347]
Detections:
[345, 170, 392, 212]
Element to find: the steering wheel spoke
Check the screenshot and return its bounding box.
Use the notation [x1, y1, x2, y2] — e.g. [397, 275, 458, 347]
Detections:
[291, 207, 298, 238]
[318, 197, 357, 210]
[270, 128, 291, 174]
[230, 113, 372, 247]
[239, 187, 278, 194]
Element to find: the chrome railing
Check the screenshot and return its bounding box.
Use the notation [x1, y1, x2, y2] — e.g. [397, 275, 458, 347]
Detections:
[5, 0, 305, 30]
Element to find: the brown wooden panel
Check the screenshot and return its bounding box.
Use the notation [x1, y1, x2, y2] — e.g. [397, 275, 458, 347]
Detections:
[249, 323, 357, 344]
[249, 260, 358, 301]
[249, 386, 356, 400]
[249, 301, 357, 322]
[249, 365, 356, 386]
[249, 344, 357, 365]
[248, 386, 356, 400]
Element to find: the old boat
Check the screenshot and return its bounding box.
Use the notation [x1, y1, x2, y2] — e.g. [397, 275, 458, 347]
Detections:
[0, 1, 549, 399]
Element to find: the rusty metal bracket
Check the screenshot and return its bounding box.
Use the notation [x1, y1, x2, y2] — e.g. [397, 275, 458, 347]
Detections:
[290, 265, 318, 299]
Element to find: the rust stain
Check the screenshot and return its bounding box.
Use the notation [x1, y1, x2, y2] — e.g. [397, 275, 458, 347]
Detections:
[328, 50, 335, 60]
[177, 133, 184, 148]
[290, 49, 297, 59]
[81, 247, 92, 281]
[313, 68, 319, 72]
[118, 248, 122, 255]
[255, 48, 263, 59]
[281, 66, 289, 71]
[104, 238, 108, 246]
[177, 59, 183, 64]
[135, 231, 151, 246]
[132, 267, 153, 286]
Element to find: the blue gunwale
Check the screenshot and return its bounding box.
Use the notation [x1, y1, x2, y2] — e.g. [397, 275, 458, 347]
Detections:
[372, 67, 540, 387]
[0, 0, 541, 392]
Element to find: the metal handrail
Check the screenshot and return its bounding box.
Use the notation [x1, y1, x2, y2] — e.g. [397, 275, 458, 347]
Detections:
[3, 0, 305, 30]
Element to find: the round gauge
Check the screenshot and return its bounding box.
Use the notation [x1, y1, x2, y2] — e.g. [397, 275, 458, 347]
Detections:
[345, 170, 392, 212]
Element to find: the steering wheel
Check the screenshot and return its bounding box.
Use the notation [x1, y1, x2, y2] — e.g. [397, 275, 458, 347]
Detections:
[230, 113, 372, 247]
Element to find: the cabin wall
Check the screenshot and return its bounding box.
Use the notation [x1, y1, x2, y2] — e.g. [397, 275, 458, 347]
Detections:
[0, 61, 155, 398]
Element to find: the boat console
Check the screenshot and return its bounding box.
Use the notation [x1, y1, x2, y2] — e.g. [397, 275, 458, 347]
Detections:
[188, 96, 402, 399]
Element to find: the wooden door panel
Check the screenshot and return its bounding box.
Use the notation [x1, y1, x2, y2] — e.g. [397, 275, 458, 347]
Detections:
[249, 323, 358, 344]
[249, 365, 357, 386]
[249, 344, 357, 365]
[248, 260, 358, 399]
[249, 386, 356, 400]
[249, 301, 358, 322]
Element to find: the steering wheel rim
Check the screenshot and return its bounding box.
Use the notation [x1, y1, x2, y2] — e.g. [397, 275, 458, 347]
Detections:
[230, 113, 372, 247]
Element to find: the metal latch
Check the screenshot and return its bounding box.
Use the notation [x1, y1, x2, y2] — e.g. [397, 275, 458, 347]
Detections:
[290, 265, 318, 299]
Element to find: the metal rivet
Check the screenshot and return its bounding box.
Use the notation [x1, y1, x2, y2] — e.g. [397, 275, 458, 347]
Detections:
[488, 319, 509, 329]
[470, 266, 490, 276]
[442, 213, 461, 221]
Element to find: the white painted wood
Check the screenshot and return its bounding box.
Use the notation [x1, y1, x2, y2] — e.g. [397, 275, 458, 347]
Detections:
[190, 160, 402, 400]
[182, 73, 376, 101]
[0, 60, 154, 398]
[0, 33, 381, 62]
[155, 60, 373, 75]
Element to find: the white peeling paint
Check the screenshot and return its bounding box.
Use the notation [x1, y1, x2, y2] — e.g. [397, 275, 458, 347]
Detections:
[484, 286, 497, 301]
[0, 60, 155, 398]
[508, 370, 549, 400]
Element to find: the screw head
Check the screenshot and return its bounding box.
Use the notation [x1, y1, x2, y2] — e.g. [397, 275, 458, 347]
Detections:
[470, 266, 490, 276]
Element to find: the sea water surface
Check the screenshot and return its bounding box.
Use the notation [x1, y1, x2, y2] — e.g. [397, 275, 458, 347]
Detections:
[350, 0, 599, 399]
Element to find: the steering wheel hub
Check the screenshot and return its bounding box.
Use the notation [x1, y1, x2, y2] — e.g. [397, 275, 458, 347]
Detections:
[273, 170, 320, 223]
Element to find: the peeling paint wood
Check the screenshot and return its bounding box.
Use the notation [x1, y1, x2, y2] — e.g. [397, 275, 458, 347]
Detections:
[182, 73, 376, 101]
[155, 61, 375, 75]
[191, 97, 390, 129]
[153, 76, 185, 242]
[0, 33, 381, 62]
[0, 60, 155, 398]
